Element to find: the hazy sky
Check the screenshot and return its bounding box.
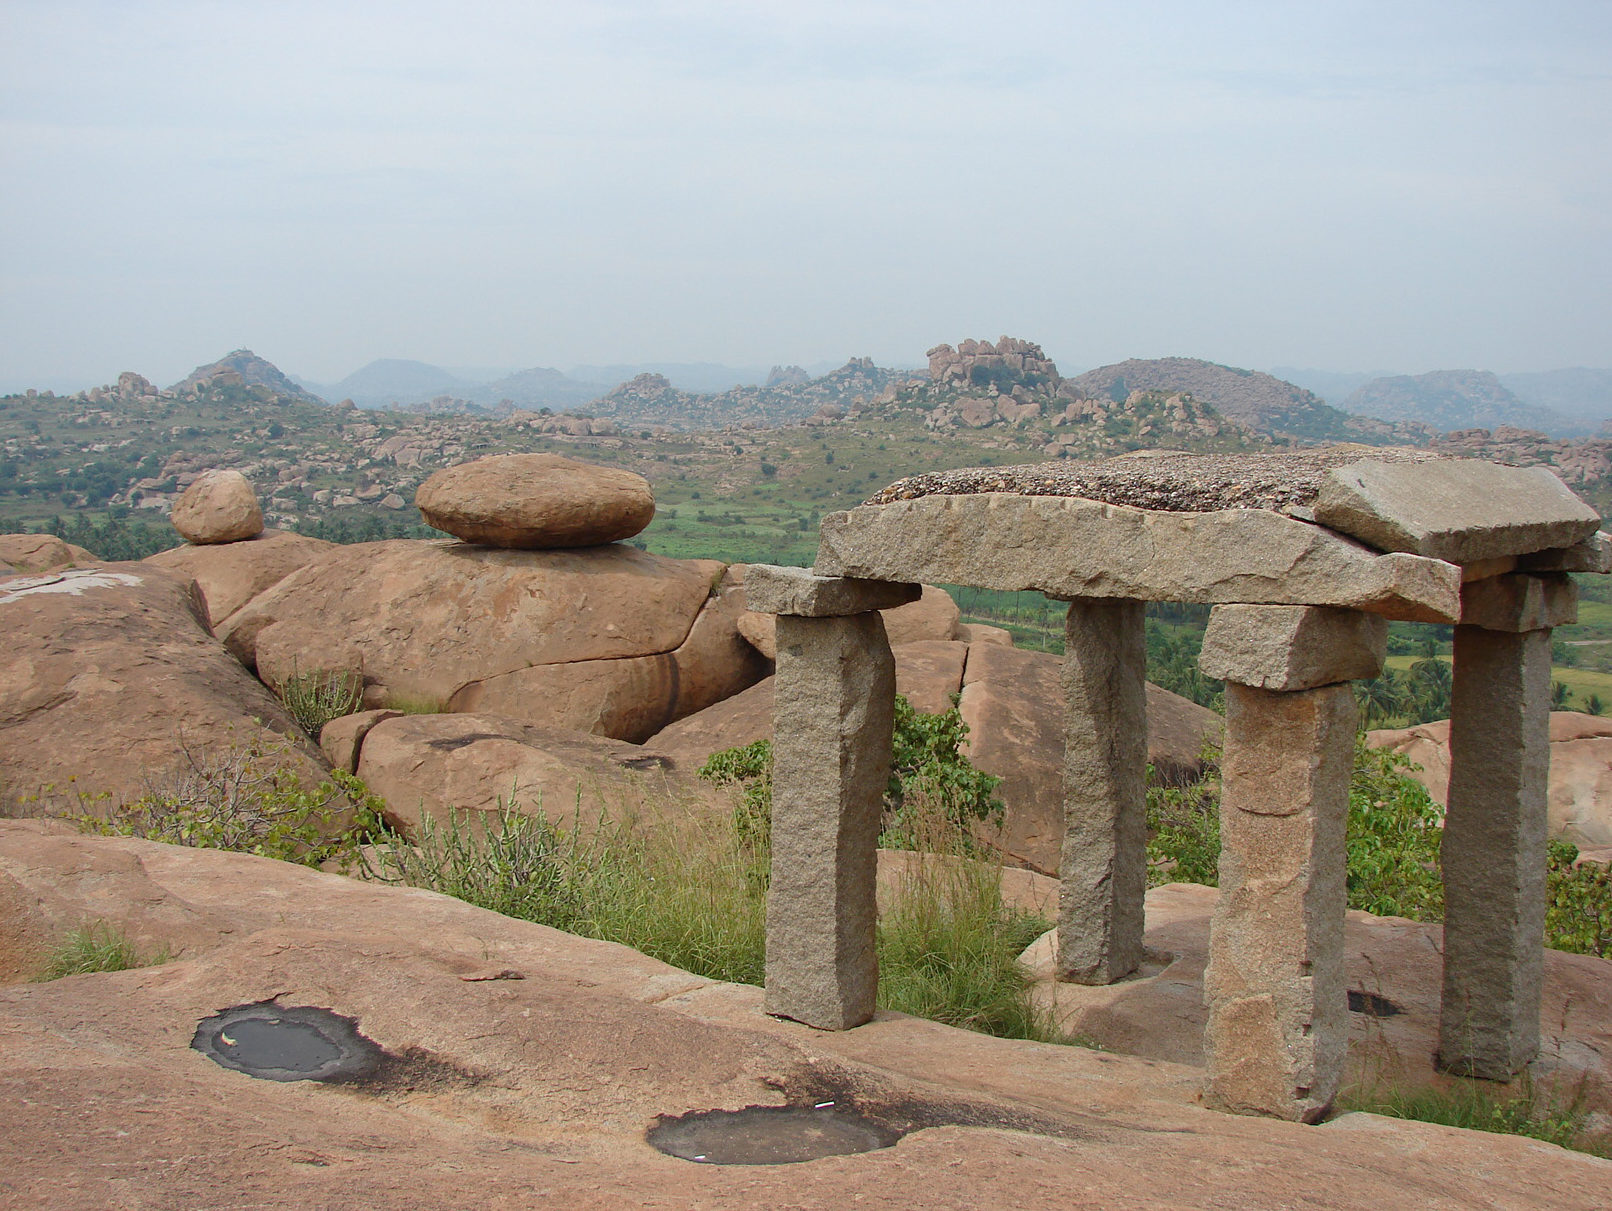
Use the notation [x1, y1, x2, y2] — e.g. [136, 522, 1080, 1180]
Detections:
[2, 1, 1608, 391]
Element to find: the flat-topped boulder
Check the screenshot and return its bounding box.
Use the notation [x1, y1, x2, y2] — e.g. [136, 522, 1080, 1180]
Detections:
[416, 453, 655, 548]
[169, 469, 264, 544]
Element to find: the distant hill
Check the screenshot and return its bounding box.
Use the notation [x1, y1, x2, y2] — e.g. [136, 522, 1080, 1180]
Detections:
[1341, 369, 1577, 435]
[319, 359, 478, 408]
[1501, 368, 1612, 430]
[568, 362, 777, 394]
[482, 366, 608, 411]
[1065, 357, 1353, 439]
[168, 350, 325, 404]
[588, 358, 914, 430]
[1268, 367, 1391, 406]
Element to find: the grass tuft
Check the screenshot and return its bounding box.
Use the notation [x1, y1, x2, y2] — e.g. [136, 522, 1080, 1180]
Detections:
[36, 921, 169, 980]
[1338, 1076, 1609, 1158]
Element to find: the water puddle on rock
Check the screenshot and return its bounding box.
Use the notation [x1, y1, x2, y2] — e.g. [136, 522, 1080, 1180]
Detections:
[191, 1002, 383, 1083]
[647, 1103, 901, 1165]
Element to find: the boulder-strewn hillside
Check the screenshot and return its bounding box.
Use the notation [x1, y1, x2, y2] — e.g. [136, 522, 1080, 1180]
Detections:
[1065, 357, 1357, 440]
[1343, 369, 1576, 435]
[169, 349, 325, 404]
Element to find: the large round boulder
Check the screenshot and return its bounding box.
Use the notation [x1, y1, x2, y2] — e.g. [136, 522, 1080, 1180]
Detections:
[416, 453, 655, 548]
[169, 469, 264, 544]
[0, 533, 98, 574]
[0, 563, 328, 816]
[220, 540, 764, 743]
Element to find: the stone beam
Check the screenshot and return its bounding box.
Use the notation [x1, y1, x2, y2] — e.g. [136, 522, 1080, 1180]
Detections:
[1439, 625, 1552, 1078]
[764, 611, 895, 1030]
[1204, 681, 1356, 1123]
[1057, 598, 1147, 985]
[815, 495, 1462, 622]
[1458, 574, 1577, 633]
[1314, 461, 1601, 564]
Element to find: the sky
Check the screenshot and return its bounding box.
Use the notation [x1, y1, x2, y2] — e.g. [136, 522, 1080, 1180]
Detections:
[1, 0, 1609, 391]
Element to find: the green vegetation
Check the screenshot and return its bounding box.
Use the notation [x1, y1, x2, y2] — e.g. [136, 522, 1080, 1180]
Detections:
[79, 735, 384, 869]
[1147, 736, 1611, 959]
[1338, 1077, 1608, 1158]
[359, 795, 1060, 1042]
[696, 694, 1003, 851]
[35, 921, 170, 980]
[277, 667, 364, 737]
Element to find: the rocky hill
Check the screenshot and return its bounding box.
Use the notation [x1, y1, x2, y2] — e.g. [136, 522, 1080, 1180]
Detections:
[168, 349, 326, 404]
[1065, 357, 1358, 440]
[1343, 369, 1575, 435]
[587, 358, 915, 431]
[1501, 368, 1612, 431]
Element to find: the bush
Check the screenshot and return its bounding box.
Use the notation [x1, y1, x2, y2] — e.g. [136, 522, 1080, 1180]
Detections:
[278, 667, 364, 736]
[697, 694, 1003, 851]
[80, 734, 384, 869]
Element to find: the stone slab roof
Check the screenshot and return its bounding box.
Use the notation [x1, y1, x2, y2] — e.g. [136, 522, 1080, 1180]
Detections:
[866, 447, 1439, 513]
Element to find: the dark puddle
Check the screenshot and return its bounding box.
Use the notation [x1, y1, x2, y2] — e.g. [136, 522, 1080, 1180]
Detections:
[648, 1062, 1100, 1166]
[191, 1000, 480, 1092]
[1347, 990, 1403, 1017]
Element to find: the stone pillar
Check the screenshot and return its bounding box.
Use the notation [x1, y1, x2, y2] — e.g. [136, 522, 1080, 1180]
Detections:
[1057, 597, 1147, 985]
[1199, 605, 1386, 1122]
[1439, 574, 1574, 1078]
[745, 565, 919, 1031]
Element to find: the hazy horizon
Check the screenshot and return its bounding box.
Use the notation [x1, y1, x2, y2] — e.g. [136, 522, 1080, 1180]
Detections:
[4, 2, 1608, 392]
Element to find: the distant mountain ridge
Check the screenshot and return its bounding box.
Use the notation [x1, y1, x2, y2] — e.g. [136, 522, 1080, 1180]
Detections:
[589, 358, 913, 430]
[1341, 369, 1577, 435]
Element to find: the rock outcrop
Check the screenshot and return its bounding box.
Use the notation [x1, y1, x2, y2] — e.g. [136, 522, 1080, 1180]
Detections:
[0, 533, 97, 575]
[1368, 711, 1612, 846]
[169, 469, 265, 544]
[415, 453, 655, 548]
[0, 822, 1602, 1210]
[143, 529, 335, 628]
[926, 337, 1061, 386]
[221, 540, 763, 743]
[0, 565, 328, 814]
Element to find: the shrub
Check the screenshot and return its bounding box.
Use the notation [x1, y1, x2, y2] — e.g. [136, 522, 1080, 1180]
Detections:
[1547, 841, 1612, 959]
[697, 694, 1003, 851]
[80, 734, 384, 869]
[278, 667, 363, 736]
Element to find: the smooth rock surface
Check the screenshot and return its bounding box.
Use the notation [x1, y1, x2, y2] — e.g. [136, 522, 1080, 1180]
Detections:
[169, 469, 264, 544]
[3, 824, 1604, 1210]
[0, 533, 97, 574]
[1200, 605, 1387, 691]
[1315, 460, 1601, 563]
[1369, 711, 1612, 847]
[1025, 882, 1612, 1128]
[352, 711, 724, 834]
[817, 494, 1463, 622]
[220, 540, 753, 742]
[144, 528, 335, 627]
[415, 453, 655, 548]
[0, 564, 328, 815]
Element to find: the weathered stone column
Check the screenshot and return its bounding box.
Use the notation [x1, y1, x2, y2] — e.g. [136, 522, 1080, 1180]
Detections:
[1440, 573, 1575, 1078]
[1199, 605, 1386, 1121]
[745, 565, 919, 1030]
[1058, 597, 1147, 985]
